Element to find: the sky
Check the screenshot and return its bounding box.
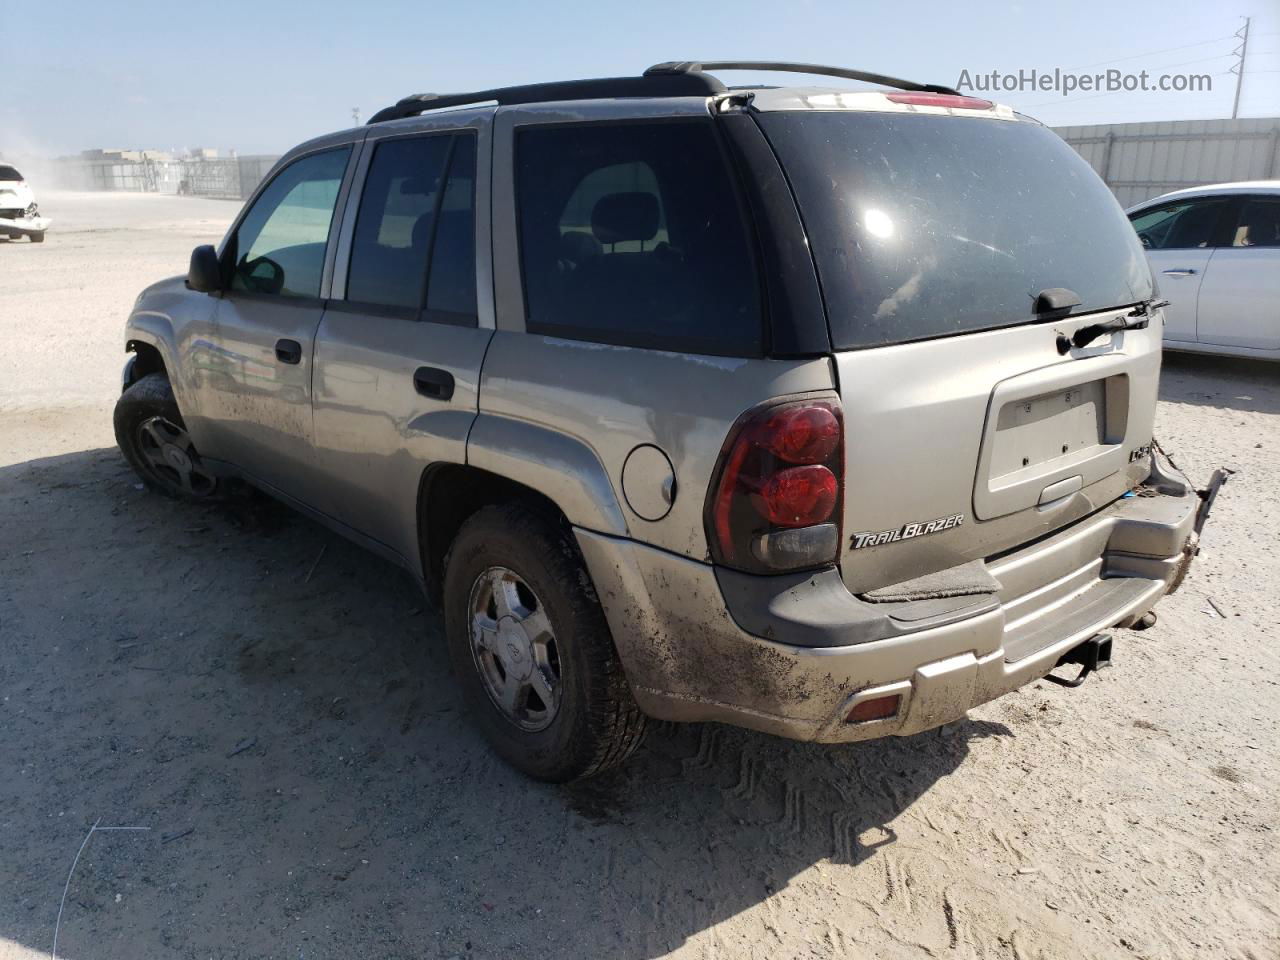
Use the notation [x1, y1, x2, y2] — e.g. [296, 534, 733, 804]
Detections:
[2, 0, 1277, 157]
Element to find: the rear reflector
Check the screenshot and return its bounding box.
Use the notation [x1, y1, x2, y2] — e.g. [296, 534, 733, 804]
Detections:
[886, 92, 993, 110]
[846, 695, 901, 724]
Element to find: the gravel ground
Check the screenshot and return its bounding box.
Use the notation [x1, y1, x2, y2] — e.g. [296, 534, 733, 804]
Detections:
[1, 191, 1277, 960]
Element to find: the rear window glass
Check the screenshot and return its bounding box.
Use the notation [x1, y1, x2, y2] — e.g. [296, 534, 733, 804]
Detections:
[1231, 196, 1280, 248]
[516, 121, 762, 356]
[0, 165, 23, 181]
[758, 113, 1153, 348]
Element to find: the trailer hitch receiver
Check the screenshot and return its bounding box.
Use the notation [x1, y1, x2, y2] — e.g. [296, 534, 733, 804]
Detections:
[1045, 633, 1113, 688]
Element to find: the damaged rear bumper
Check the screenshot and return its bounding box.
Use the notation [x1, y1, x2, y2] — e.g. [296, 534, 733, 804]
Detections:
[577, 454, 1210, 743]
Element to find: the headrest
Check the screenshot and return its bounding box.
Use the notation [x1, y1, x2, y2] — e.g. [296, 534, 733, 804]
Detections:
[411, 212, 435, 251]
[559, 230, 602, 263]
[591, 192, 659, 245]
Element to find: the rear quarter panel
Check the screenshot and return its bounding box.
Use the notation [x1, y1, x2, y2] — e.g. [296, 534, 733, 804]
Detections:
[474, 332, 834, 558]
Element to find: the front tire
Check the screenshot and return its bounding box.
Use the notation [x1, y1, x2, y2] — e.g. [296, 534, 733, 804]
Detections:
[443, 503, 647, 781]
[29, 231, 45, 243]
[114, 372, 221, 500]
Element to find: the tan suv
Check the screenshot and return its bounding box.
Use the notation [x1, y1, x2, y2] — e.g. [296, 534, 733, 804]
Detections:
[114, 62, 1219, 781]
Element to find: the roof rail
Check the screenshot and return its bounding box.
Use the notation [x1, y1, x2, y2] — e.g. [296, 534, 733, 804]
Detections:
[644, 61, 961, 96]
[368, 73, 726, 124]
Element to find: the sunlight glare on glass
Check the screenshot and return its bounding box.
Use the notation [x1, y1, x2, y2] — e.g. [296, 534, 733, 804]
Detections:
[863, 207, 895, 239]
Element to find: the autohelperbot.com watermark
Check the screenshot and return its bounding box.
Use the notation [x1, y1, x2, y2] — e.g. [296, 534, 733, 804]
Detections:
[955, 68, 1213, 98]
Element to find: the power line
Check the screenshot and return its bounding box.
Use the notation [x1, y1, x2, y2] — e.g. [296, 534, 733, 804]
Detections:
[1064, 34, 1234, 70]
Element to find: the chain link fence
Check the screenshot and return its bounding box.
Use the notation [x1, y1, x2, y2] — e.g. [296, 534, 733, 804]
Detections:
[52, 154, 281, 200]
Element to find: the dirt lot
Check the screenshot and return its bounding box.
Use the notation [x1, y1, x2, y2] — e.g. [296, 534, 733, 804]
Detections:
[1, 191, 1277, 960]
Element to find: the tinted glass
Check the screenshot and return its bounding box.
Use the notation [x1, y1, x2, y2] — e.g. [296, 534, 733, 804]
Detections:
[759, 113, 1154, 349]
[1231, 197, 1280, 248]
[1130, 199, 1227, 250]
[347, 135, 451, 309]
[425, 135, 478, 325]
[231, 148, 349, 298]
[0, 165, 22, 181]
[516, 121, 761, 356]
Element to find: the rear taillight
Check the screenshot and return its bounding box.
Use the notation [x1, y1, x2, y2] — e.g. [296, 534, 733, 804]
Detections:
[886, 92, 993, 110]
[707, 398, 843, 573]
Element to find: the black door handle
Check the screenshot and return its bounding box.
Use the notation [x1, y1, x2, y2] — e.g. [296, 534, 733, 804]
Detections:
[413, 366, 455, 401]
[275, 339, 302, 364]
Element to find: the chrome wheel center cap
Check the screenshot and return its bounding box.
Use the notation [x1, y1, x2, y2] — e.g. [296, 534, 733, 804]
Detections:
[498, 621, 533, 681]
[163, 445, 191, 471]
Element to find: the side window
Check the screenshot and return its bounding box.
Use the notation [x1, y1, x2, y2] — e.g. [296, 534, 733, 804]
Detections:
[1129, 198, 1226, 250]
[346, 135, 451, 310]
[1230, 196, 1280, 248]
[230, 148, 350, 298]
[345, 133, 478, 325]
[559, 161, 669, 252]
[515, 121, 761, 356]
[425, 135, 478, 325]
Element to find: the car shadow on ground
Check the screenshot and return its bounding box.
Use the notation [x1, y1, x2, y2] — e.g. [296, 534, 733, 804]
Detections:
[1159, 352, 1280, 416]
[0, 447, 1012, 960]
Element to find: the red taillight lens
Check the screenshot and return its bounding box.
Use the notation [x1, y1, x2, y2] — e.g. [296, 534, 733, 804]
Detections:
[761, 405, 841, 465]
[753, 465, 838, 527]
[886, 92, 993, 110]
[707, 399, 843, 573]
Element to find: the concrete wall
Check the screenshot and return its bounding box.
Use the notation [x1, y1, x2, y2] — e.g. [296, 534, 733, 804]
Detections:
[1052, 118, 1280, 208]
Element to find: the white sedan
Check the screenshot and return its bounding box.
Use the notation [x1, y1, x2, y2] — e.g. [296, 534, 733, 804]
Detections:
[1127, 181, 1279, 361]
[0, 163, 51, 243]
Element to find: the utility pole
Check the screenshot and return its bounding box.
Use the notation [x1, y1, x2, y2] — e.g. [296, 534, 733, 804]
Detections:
[1230, 16, 1250, 120]
[351, 107, 361, 126]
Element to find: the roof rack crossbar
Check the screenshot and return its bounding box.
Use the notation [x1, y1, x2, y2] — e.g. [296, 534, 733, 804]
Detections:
[644, 61, 961, 97]
[367, 73, 726, 124]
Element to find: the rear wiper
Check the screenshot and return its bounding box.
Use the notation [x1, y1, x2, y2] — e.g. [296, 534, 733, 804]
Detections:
[1065, 299, 1170, 351]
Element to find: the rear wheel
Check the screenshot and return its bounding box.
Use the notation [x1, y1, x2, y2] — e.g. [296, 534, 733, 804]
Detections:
[443, 503, 647, 781]
[114, 373, 220, 500]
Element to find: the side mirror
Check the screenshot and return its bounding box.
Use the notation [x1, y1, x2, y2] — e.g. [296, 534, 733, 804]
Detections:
[187, 244, 223, 292]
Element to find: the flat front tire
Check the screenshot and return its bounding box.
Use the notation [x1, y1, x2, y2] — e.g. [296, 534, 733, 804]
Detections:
[114, 372, 221, 500]
[443, 503, 647, 781]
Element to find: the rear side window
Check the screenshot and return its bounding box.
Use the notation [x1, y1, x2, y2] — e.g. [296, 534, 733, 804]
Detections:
[516, 121, 761, 356]
[425, 135, 478, 325]
[346, 133, 478, 324]
[347, 135, 452, 309]
[1230, 196, 1280, 248]
[759, 113, 1153, 349]
[1130, 198, 1229, 250]
[0, 165, 22, 181]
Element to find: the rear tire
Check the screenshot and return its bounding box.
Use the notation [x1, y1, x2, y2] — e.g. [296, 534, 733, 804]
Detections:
[114, 372, 221, 501]
[443, 503, 647, 781]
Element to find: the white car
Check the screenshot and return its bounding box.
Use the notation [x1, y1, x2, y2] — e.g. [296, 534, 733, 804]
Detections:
[0, 163, 50, 243]
[1127, 181, 1279, 361]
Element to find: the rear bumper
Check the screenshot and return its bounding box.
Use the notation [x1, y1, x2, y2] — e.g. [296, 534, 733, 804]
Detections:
[577, 461, 1201, 743]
